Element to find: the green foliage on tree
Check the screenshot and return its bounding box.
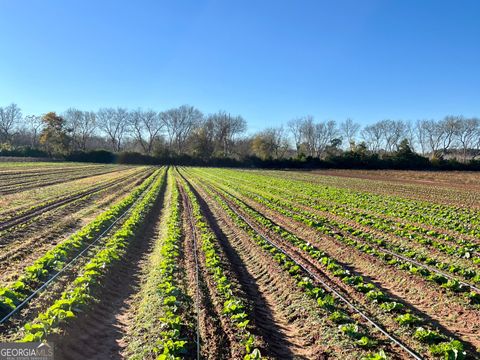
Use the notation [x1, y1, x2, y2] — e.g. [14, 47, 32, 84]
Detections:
[39, 112, 72, 156]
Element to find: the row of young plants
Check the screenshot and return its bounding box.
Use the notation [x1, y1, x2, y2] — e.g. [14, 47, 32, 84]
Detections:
[273, 183, 480, 264]
[220, 173, 480, 306]
[251, 169, 480, 238]
[20, 168, 166, 341]
[128, 171, 191, 360]
[198, 176, 468, 360]
[0, 165, 121, 195]
[260, 185, 479, 289]
[208, 169, 470, 269]
[202, 169, 480, 265]
[1, 166, 131, 199]
[0, 167, 149, 223]
[184, 174, 392, 360]
[272, 170, 472, 207]
[0, 167, 142, 222]
[211, 168, 480, 242]
[0, 168, 160, 320]
[196, 170, 480, 294]
[178, 175, 261, 360]
[0, 165, 83, 182]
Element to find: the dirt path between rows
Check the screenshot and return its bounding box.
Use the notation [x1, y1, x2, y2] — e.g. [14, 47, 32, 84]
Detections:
[230, 189, 480, 354]
[0, 175, 148, 284]
[49, 180, 166, 360]
[180, 183, 237, 359]
[186, 176, 361, 359]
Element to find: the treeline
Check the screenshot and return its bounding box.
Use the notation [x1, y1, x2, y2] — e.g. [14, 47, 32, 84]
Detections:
[1, 102, 479, 170]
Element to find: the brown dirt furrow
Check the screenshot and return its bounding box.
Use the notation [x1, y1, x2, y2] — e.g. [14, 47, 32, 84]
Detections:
[0, 173, 150, 283]
[289, 199, 479, 272]
[215, 187, 478, 358]
[0, 166, 126, 196]
[0, 168, 151, 233]
[0, 167, 106, 189]
[189, 181, 316, 359]
[180, 185, 233, 359]
[185, 175, 371, 360]
[228, 187, 480, 353]
[48, 176, 166, 360]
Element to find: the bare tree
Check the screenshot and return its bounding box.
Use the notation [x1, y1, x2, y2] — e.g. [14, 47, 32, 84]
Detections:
[287, 117, 308, 154]
[64, 108, 97, 150]
[270, 126, 290, 159]
[0, 103, 22, 143]
[208, 111, 247, 156]
[457, 117, 480, 161]
[161, 105, 203, 154]
[77, 111, 97, 150]
[129, 109, 163, 154]
[24, 115, 44, 147]
[421, 119, 444, 158]
[376, 119, 406, 152]
[299, 116, 316, 157]
[415, 119, 429, 155]
[314, 120, 338, 158]
[340, 118, 360, 150]
[440, 116, 461, 155]
[361, 124, 383, 152]
[97, 107, 129, 152]
[187, 120, 215, 160]
[64, 108, 83, 150]
[404, 120, 417, 152]
[476, 131, 480, 159]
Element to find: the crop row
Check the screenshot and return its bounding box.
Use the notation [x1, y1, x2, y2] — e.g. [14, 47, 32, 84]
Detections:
[277, 185, 480, 263]
[184, 173, 395, 360]
[0, 169, 160, 321]
[0, 165, 127, 195]
[0, 166, 150, 223]
[210, 169, 480, 241]
[178, 175, 261, 359]
[235, 178, 480, 284]
[195, 169, 480, 300]
[21, 167, 166, 341]
[277, 170, 480, 209]
[128, 171, 191, 359]
[198, 176, 467, 359]
[270, 170, 480, 236]
[0, 165, 105, 185]
[272, 170, 480, 222]
[204, 169, 480, 263]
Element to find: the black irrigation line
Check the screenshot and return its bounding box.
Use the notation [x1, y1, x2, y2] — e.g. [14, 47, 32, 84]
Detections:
[217, 191, 424, 360]
[0, 169, 150, 232]
[223, 183, 480, 295]
[0, 167, 126, 196]
[182, 186, 202, 360]
[0, 173, 158, 326]
[285, 204, 480, 294]
[370, 244, 480, 294]
[0, 166, 112, 187]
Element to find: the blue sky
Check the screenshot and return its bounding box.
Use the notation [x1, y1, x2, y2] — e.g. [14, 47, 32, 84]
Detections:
[1, 0, 479, 131]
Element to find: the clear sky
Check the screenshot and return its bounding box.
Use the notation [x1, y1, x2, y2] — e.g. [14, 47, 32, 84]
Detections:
[1, 0, 479, 131]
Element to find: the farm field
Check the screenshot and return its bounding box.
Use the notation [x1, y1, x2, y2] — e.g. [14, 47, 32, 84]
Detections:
[0, 163, 479, 359]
